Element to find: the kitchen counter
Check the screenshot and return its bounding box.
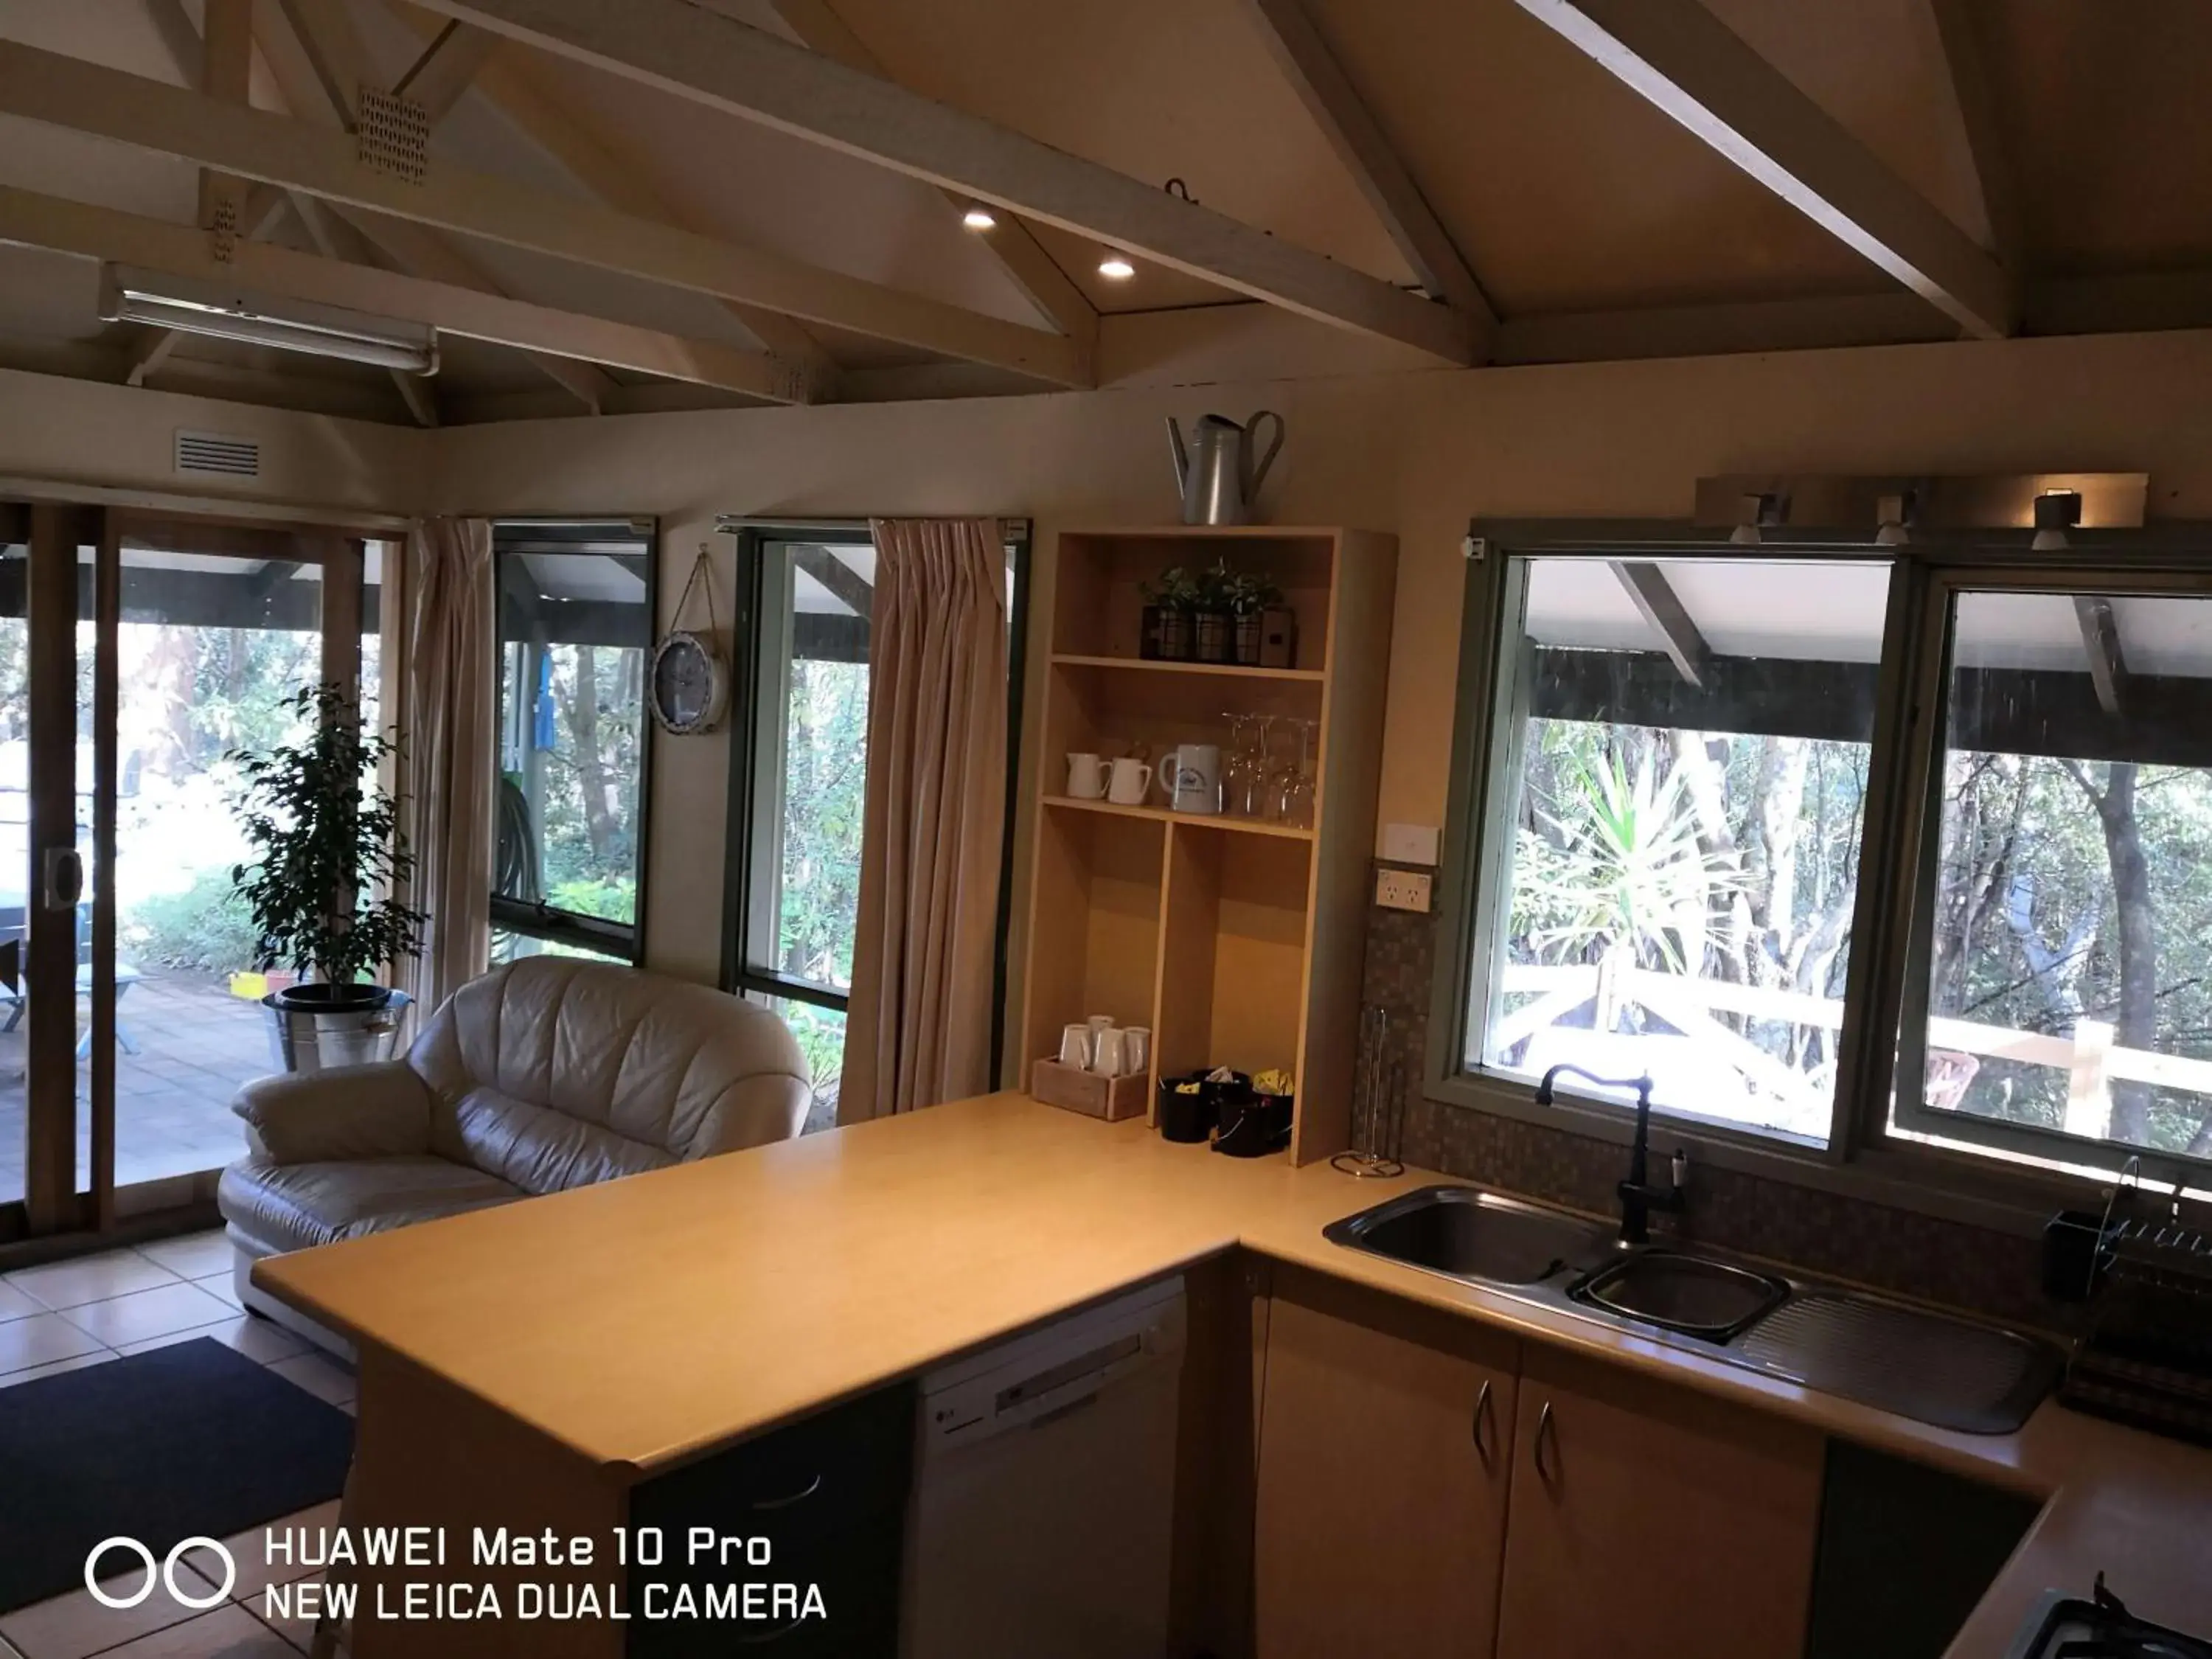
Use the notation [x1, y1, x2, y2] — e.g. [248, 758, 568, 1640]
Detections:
[257, 1091, 2212, 1655]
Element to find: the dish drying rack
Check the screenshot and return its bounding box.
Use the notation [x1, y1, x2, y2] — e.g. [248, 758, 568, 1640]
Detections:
[2045, 1157, 2212, 1445]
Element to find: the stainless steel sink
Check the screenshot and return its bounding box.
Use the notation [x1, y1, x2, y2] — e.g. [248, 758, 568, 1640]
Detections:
[1323, 1183, 2062, 1435]
[1324, 1185, 1615, 1286]
[1573, 1249, 1790, 1341]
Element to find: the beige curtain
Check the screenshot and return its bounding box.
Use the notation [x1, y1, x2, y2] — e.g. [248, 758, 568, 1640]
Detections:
[397, 516, 496, 1012]
[842, 518, 1009, 1120]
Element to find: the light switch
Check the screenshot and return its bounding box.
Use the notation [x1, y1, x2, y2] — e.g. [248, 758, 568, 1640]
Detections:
[1382, 822, 1441, 866]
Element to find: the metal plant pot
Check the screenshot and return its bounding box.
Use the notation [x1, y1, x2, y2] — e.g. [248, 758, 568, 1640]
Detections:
[262, 987, 412, 1074]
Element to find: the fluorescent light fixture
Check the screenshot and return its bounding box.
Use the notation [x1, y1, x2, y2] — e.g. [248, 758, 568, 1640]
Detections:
[1097, 251, 1136, 280]
[99, 265, 439, 375]
[961, 203, 998, 231]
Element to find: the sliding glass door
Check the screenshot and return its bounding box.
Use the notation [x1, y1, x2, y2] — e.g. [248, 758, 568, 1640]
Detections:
[0, 501, 377, 1244]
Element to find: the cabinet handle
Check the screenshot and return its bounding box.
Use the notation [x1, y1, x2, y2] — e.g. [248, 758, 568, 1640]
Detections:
[1471, 1379, 1495, 1467]
[750, 1471, 824, 1512]
[1533, 1400, 1558, 1485]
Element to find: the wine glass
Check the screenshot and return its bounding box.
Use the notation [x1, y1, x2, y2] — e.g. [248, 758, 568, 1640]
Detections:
[1220, 713, 1254, 818]
[1281, 719, 1318, 830]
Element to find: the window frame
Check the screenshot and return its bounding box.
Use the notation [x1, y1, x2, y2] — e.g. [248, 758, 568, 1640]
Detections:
[487, 518, 658, 966]
[1428, 518, 2212, 1223]
[719, 521, 1032, 1088]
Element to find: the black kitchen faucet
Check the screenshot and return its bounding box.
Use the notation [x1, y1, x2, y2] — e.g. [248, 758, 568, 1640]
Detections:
[1534, 1064, 1688, 1245]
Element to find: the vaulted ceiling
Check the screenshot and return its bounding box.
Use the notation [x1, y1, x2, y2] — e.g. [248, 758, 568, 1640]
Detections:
[0, 0, 2205, 428]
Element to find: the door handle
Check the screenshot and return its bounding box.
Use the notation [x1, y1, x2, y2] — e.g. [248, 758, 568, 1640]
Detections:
[41, 847, 81, 912]
[1470, 1378, 1495, 1468]
[1533, 1399, 1559, 1485]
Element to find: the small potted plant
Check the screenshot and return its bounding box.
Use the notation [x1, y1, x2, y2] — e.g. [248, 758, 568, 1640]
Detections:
[1192, 560, 1237, 664]
[230, 682, 427, 1074]
[1140, 566, 1200, 661]
[1226, 571, 1286, 667]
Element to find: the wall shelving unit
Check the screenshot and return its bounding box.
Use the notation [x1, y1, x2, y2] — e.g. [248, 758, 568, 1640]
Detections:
[1019, 525, 1397, 1165]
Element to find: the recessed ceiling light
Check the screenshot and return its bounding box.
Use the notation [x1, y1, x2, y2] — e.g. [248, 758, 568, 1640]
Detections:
[961, 204, 997, 232]
[1098, 251, 1136, 280]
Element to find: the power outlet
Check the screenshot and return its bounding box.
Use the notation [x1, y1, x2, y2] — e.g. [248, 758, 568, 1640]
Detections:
[1375, 869, 1433, 913]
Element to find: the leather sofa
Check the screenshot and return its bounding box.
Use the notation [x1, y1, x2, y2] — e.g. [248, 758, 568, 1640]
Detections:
[218, 956, 813, 1349]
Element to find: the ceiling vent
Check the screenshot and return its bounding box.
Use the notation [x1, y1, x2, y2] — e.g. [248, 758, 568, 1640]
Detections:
[174, 431, 261, 479]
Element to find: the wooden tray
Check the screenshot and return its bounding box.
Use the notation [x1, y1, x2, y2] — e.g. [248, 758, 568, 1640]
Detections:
[1031, 1058, 1150, 1121]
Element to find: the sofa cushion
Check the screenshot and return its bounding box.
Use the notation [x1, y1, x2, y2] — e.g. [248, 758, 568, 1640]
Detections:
[440, 1084, 676, 1197]
[410, 957, 813, 1166]
[218, 1155, 524, 1256]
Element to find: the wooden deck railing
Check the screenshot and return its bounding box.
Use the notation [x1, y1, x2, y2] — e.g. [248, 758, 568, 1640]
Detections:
[1495, 959, 2212, 1136]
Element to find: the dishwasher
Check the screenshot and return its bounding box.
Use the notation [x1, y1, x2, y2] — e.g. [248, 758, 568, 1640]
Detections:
[902, 1275, 1187, 1659]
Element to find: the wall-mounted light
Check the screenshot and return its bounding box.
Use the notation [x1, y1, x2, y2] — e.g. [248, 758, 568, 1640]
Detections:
[2032, 489, 2083, 551]
[1098, 251, 1136, 281]
[1730, 492, 1781, 546]
[961, 204, 998, 232]
[1875, 490, 1914, 547]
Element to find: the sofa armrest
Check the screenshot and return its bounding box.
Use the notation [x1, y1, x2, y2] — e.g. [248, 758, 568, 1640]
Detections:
[232, 1062, 433, 1164]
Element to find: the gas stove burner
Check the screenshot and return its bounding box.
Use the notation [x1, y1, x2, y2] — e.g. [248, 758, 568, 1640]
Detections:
[2015, 1576, 2212, 1659]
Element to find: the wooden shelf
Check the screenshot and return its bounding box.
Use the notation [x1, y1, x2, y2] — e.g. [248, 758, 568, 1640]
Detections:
[1051, 653, 1326, 684]
[1023, 525, 1398, 1165]
[1043, 794, 1316, 841]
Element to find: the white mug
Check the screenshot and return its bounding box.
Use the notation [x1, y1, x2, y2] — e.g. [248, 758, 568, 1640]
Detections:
[1066, 753, 1106, 799]
[1059, 1023, 1092, 1068]
[1121, 1026, 1151, 1077]
[1092, 1026, 1128, 1077]
[1107, 757, 1152, 806]
[1157, 744, 1222, 815]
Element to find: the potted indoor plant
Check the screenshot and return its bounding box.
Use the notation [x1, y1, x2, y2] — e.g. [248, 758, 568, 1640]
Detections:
[1192, 560, 1237, 664]
[1140, 566, 1200, 661]
[229, 682, 427, 1074]
[1226, 570, 1286, 667]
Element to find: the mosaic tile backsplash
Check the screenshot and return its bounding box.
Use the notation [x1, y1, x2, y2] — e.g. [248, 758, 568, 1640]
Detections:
[1357, 897, 2061, 1333]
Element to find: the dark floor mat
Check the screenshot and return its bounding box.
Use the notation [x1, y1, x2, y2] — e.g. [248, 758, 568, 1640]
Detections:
[0, 1336, 352, 1613]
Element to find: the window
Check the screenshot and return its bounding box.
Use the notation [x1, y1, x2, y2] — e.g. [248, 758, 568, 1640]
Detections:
[1895, 582, 2212, 1175]
[1439, 520, 2212, 1200]
[1464, 554, 1889, 1146]
[723, 524, 1029, 1131]
[491, 521, 654, 961]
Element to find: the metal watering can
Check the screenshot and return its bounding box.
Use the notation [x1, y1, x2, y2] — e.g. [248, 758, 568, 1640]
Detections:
[1167, 410, 1285, 526]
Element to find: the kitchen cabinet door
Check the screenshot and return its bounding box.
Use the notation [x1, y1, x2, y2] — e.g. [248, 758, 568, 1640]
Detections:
[1253, 1267, 1519, 1659]
[1496, 1344, 1823, 1659]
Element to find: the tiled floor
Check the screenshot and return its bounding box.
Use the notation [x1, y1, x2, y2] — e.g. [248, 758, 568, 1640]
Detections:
[0, 1231, 355, 1658]
[0, 975, 271, 1203]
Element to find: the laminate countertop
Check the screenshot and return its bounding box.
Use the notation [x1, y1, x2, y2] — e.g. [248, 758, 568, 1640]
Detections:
[256, 1091, 2212, 1656]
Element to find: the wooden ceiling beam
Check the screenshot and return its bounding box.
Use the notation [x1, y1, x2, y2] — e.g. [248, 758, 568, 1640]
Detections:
[1912, 0, 2024, 275]
[1515, 0, 2014, 339]
[289, 194, 441, 425]
[765, 0, 1097, 351]
[0, 41, 1088, 388]
[1243, 0, 1496, 346]
[381, 4, 841, 397]
[0, 184, 802, 404]
[392, 18, 502, 121]
[262, 0, 615, 414]
[403, 0, 1475, 365]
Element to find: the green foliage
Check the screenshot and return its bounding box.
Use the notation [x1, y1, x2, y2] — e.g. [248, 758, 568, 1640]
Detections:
[1514, 745, 1733, 972]
[1224, 568, 1284, 616]
[547, 878, 635, 922]
[1139, 566, 1203, 613]
[127, 866, 262, 973]
[781, 1001, 850, 1093]
[228, 682, 425, 986]
[777, 659, 869, 990]
[505, 641, 644, 922]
